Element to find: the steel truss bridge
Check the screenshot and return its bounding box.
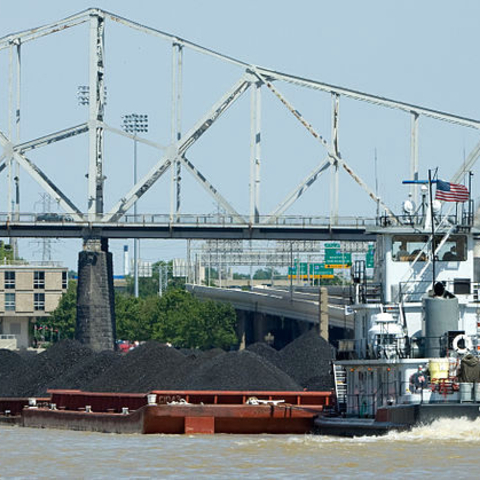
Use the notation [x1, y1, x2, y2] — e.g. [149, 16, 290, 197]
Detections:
[1, 8, 480, 243]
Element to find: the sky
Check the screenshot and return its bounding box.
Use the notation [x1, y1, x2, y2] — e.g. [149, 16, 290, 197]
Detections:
[1, 0, 480, 273]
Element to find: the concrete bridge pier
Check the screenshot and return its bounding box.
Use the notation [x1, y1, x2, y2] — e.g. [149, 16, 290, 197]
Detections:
[236, 310, 273, 348]
[252, 312, 271, 345]
[237, 310, 247, 350]
[235, 309, 314, 350]
[75, 238, 116, 351]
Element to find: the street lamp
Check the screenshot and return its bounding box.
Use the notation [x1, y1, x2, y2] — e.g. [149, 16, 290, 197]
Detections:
[121, 113, 149, 298]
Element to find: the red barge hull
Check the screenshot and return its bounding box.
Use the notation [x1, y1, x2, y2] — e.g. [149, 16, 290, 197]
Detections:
[11, 389, 334, 434]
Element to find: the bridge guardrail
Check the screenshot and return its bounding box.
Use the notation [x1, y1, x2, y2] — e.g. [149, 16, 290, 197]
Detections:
[1, 212, 378, 229]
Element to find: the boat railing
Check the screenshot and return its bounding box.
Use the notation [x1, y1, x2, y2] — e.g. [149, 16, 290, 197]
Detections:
[399, 280, 480, 303]
[346, 376, 463, 417]
[338, 335, 452, 361]
[376, 209, 474, 229]
[349, 282, 383, 304]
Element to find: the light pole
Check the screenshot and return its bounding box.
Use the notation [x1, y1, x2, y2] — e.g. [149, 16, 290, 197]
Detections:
[121, 113, 148, 298]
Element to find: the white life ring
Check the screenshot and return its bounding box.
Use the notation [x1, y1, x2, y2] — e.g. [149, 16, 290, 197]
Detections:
[453, 334, 472, 354]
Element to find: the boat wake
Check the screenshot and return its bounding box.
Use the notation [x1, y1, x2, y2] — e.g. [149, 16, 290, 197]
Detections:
[232, 418, 480, 450]
[310, 417, 480, 443]
[384, 417, 480, 442]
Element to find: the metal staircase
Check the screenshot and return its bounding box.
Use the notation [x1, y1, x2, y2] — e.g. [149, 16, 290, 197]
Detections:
[396, 216, 457, 303]
[333, 363, 347, 414]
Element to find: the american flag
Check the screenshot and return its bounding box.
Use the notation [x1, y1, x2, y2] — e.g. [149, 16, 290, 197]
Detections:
[435, 180, 469, 203]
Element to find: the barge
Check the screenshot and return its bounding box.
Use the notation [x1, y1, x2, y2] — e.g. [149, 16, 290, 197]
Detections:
[2, 389, 333, 434]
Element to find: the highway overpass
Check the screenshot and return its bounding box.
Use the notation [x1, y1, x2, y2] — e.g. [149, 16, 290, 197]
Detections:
[186, 284, 354, 332]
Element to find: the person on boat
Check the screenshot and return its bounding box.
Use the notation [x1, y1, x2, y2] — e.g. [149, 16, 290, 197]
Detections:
[458, 353, 480, 382]
[409, 249, 427, 261]
[396, 242, 409, 260]
[442, 246, 458, 261]
[409, 366, 427, 393]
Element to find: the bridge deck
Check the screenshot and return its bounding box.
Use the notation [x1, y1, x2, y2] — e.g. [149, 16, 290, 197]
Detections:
[0, 215, 375, 240]
[186, 284, 354, 330]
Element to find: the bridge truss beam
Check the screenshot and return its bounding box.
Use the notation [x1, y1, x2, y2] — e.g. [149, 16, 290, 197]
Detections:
[0, 7, 480, 233]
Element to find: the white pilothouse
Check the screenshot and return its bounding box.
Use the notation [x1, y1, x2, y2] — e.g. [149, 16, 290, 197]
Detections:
[333, 197, 480, 420]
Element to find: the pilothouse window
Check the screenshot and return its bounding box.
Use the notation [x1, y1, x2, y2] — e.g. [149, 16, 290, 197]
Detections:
[392, 235, 466, 262]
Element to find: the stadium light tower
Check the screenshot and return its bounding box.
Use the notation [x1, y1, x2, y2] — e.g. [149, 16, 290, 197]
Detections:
[121, 113, 149, 298]
[77, 85, 107, 105]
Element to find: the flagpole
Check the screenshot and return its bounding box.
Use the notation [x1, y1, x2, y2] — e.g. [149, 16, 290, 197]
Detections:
[428, 169, 436, 285]
[469, 171, 473, 225]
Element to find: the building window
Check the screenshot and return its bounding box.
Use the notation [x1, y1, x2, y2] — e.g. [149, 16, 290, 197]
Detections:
[4, 271, 15, 289]
[62, 271, 68, 289]
[5, 292, 15, 311]
[34, 271, 45, 289]
[34, 293, 45, 311]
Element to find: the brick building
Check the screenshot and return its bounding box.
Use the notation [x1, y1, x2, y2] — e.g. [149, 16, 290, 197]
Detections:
[0, 264, 68, 349]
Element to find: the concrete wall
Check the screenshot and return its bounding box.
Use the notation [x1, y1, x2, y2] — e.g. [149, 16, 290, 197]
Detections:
[1, 316, 30, 348]
[45, 271, 62, 290]
[16, 292, 34, 313]
[45, 292, 63, 312]
[16, 271, 33, 290]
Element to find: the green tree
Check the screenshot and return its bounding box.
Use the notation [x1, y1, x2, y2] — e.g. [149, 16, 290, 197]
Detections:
[253, 267, 280, 280]
[232, 272, 249, 280]
[201, 299, 238, 349]
[0, 241, 14, 263]
[115, 294, 142, 341]
[47, 280, 77, 339]
[116, 294, 162, 341]
[152, 289, 237, 350]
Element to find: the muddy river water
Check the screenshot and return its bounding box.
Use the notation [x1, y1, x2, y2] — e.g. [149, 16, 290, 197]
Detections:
[1, 418, 480, 478]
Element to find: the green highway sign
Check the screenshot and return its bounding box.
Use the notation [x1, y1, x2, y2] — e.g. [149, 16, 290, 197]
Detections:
[288, 262, 334, 276]
[325, 247, 352, 266]
[366, 246, 375, 268]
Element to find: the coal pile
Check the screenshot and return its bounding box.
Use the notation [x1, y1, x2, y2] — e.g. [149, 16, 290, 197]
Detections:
[0, 328, 335, 396]
[0, 340, 93, 397]
[279, 328, 335, 390]
[178, 347, 224, 361]
[200, 348, 225, 361]
[0, 349, 26, 387]
[84, 341, 186, 393]
[50, 351, 121, 391]
[247, 342, 284, 371]
[181, 350, 301, 391]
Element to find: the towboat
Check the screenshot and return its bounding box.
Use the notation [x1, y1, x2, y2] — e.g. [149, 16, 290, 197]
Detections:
[315, 186, 480, 436]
